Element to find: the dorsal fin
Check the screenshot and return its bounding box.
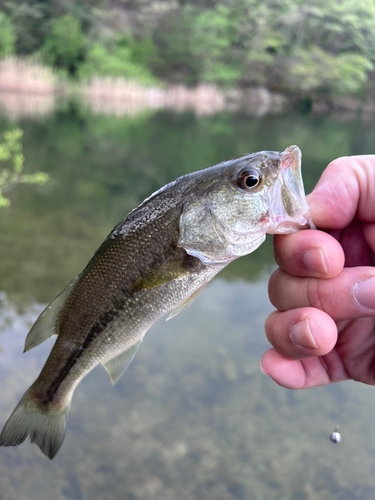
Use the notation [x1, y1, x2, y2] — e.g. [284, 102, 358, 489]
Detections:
[102, 339, 142, 384]
[166, 284, 207, 321]
[24, 277, 79, 352]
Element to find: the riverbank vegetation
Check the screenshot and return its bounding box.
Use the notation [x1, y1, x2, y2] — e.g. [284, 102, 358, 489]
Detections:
[0, 0, 374, 109]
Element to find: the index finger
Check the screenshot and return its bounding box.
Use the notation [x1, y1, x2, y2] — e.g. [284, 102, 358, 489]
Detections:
[273, 155, 375, 279]
[273, 230, 344, 278]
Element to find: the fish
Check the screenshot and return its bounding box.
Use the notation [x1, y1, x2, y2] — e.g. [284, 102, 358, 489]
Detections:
[0, 145, 311, 459]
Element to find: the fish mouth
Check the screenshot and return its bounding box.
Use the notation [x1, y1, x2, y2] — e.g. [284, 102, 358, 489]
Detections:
[266, 145, 312, 234]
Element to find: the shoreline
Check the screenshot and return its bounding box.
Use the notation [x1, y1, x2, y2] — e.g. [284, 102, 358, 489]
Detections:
[0, 58, 374, 119]
[0, 83, 287, 119]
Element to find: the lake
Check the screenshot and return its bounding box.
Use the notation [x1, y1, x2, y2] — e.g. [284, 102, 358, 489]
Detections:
[1, 101, 375, 500]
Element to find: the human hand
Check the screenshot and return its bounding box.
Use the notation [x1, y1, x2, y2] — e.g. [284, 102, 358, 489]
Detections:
[262, 155, 375, 389]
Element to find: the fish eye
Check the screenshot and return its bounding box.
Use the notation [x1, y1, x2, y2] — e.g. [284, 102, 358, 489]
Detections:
[237, 169, 261, 191]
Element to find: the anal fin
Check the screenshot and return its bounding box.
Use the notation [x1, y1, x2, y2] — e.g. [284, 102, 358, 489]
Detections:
[102, 339, 142, 384]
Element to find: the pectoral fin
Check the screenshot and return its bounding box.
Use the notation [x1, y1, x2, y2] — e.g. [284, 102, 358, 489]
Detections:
[166, 284, 207, 321]
[24, 276, 79, 352]
[102, 339, 142, 384]
[130, 260, 190, 291]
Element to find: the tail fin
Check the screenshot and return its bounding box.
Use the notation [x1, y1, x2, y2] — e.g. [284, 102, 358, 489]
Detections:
[0, 388, 70, 459]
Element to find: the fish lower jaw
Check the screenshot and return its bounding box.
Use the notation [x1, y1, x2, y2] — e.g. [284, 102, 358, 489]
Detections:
[184, 232, 266, 265]
[263, 213, 310, 234]
[226, 233, 267, 257]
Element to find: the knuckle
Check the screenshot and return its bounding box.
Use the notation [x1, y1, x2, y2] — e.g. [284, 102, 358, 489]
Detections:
[326, 157, 347, 171]
[264, 313, 276, 343]
[306, 279, 334, 313]
[268, 269, 282, 307]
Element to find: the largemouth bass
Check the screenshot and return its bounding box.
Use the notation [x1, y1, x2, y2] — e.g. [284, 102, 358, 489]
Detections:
[0, 145, 310, 459]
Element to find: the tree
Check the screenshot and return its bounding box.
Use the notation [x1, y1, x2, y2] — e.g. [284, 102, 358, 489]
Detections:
[237, 0, 375, 97]
[77, 38, 157, 84]
[0, 12, 15, 57]
[190, 4, 241, 86]
[42, 14, 84, 73]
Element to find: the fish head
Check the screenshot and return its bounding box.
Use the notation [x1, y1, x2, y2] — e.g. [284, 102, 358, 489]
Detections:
[178, 145, 311, 265]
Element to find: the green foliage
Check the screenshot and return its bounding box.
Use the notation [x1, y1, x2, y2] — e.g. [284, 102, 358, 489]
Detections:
[0, 0, 100, 54]
[154, 5, 241, 86]
[0, 12, 15, 57]
[0, 1, 46, 54]
[42, 14, 84, 73]
[0, 129, 49, 208]
[236, 0, 375, 96]
[286, 47, 373, 95]
[190, 5, 241, 86]
[77, 40, 157, 84]
[1, 0, 375, 100]
[119, 36, 156, 69]
[283, 0, 375, 57]
[152, 9, 200, 85]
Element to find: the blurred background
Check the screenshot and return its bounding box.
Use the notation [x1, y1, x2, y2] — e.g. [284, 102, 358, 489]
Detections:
[0, 0, 375, 116]
[1, 1, 375, 500]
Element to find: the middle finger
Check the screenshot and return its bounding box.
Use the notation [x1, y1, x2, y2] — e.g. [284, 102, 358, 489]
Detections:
[269, 266, 375, 321]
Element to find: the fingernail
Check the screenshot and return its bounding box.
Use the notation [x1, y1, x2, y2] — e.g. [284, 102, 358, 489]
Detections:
[290, 318, 319, 349]
[303, 249, 328, 274]
[353, 276, 375, 310]
[259, 361, 271, 377]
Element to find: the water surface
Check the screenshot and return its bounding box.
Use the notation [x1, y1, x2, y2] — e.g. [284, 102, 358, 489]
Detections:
[1, 105, 375, 499]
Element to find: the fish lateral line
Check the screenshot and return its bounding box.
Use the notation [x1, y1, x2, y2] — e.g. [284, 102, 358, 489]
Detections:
[43, 307, 123, 403]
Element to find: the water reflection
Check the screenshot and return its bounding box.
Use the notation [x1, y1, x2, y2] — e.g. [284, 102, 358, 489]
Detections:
[1, 106, 375, 498]
[0, 92, 55, 119]
[1, 281, 375, 499]
[1, 106, 374, 303]
[0, 84, 285, 120]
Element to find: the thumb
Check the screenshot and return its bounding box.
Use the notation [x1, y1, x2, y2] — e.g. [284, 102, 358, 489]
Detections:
[307, 155, 375, 229]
